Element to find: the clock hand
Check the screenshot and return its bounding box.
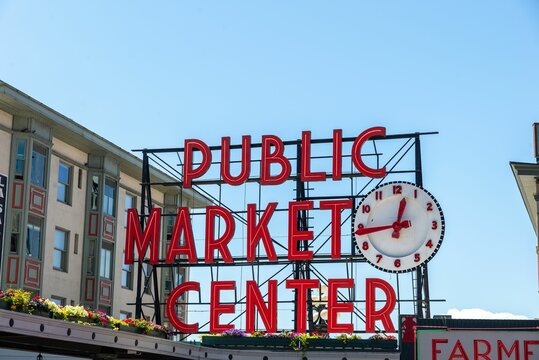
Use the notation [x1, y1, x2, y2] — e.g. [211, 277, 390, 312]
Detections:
[356, 220, 411, 236]
[400, 220, 411, 228]
[393, 198, 408, 238]
[397, 198, 406, 223]
[356, 224, 393, 236]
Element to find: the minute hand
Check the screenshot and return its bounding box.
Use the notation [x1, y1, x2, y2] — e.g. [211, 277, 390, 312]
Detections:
[355, 224, 393, 236]
[355, 220, 411, 236]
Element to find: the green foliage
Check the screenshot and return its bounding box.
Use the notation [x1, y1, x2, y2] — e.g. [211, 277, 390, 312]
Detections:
[0, 289, 173, 337]
[289, 332, 323, 350]
[0, 289, 31, 312]
[336, 333, 362, 343]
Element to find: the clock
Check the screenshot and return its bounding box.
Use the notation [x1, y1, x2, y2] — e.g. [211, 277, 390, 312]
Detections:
[353, 181, 445, 273]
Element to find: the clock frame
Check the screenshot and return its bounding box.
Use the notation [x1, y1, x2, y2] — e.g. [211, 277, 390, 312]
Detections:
[353, 181, 445, 273]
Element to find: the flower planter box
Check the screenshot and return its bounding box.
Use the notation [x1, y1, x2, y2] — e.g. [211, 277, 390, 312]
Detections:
[0, 301, 10, 310]
[202, 336, 291, 349]
[307, 338, 397, 350]
[148, 330, 169, 339]
[202, 336, 397, 351]
[66, 316, 93, 324]
[31, 310, 53, 318]
[119, 326, 168, 339]
[119, 326, 144, 334]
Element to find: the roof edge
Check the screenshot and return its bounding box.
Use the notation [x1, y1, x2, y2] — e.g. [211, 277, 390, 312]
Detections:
[0, 80, 211, 208]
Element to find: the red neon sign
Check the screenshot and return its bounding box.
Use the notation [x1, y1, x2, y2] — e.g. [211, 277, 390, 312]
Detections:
[181, 127, 386, 187]
[126, 128, 396, 334]
[161, 278, 396, 334]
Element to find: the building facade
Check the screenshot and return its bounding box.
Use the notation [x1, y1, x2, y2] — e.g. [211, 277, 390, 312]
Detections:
[0, 80, 208, 324]
[510, 124, 539, 292]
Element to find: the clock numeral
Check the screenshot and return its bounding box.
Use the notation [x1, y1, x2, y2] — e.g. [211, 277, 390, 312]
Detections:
[392, 185, 402, 195]
[431, 220, 438, 230]
[394, 259, 401, 268]
[414, 253, 421, 262]
[375, 191, 383, 200]
[376, 254, 383, 263]
[362, 241, 369, 251]
[362, 204, 371, 214]
[414, 189, 418, 198]
[426, 240, 433, 248]
[426, 202, 433, 211]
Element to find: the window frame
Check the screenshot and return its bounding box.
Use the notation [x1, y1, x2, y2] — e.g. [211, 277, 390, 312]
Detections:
[53, 228, 69, 272]
[124, 193, 136, 227]
[119, 311, 132, 320]
[50, 295, 66, 306]
[14, 139, 26, 180]
[121, 251, 133, 289]
[30, 143, 48, 188]
[99, 242, 113, 280]
[26, 216, 42, 259]
[143, 262, 152, 294]
[103, 178, 117, 217]
[57, 161, 72, 205]
[10, 213, 21, 254]
[90, 175, 100, 211]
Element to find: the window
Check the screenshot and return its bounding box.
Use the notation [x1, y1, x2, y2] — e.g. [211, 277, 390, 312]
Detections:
[87, 239, 96, 275]
[57, 162, 72, 204]
[53, 229, 68, 271]
[15, 139, 26, 180]
[103, 178, 117, 216]
[30, 143, 47, 188]
[121, 251, 133, 289]
[165, 268, 184, 291]
[90, 175, 99, 211]
[124, 193, 136, 227]
[10, 213, 21, 253]
[143, 263, 152, 294]
[10, 234, 18, 253]
[26, 216, 42, 258]
[119, 311, 132, 320]
[77, 168, 83, 189]
[74, 233, 79, 255]
[50, 296, 65, 306]
[99, 242, 113, 279]
[165, 212, 174, 241]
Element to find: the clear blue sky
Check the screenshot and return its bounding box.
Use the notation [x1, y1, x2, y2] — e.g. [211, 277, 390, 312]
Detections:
[1, 0, 538, 325]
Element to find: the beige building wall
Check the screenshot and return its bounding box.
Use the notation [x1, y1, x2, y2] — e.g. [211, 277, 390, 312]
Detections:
[0, 81, 203, 327]
[0, 109, 12, 176]
[42, 138, 88, 304]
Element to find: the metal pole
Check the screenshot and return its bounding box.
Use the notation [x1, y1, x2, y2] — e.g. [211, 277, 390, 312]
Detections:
[414, 134, 429, 319]
[135, 151, 148, 319]
[414, 135, 423, 319]
[145, 157, 162, 325]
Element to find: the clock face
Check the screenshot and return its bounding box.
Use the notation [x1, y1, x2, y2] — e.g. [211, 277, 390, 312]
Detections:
[353, 181, 445, 273]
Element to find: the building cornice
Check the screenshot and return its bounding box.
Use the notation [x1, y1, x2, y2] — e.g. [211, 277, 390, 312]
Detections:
[510, 161, 539, 235]
[0, 80, 210, 208]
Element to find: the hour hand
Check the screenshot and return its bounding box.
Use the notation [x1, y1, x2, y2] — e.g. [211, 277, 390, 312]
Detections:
[392, 220, 411, 238]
